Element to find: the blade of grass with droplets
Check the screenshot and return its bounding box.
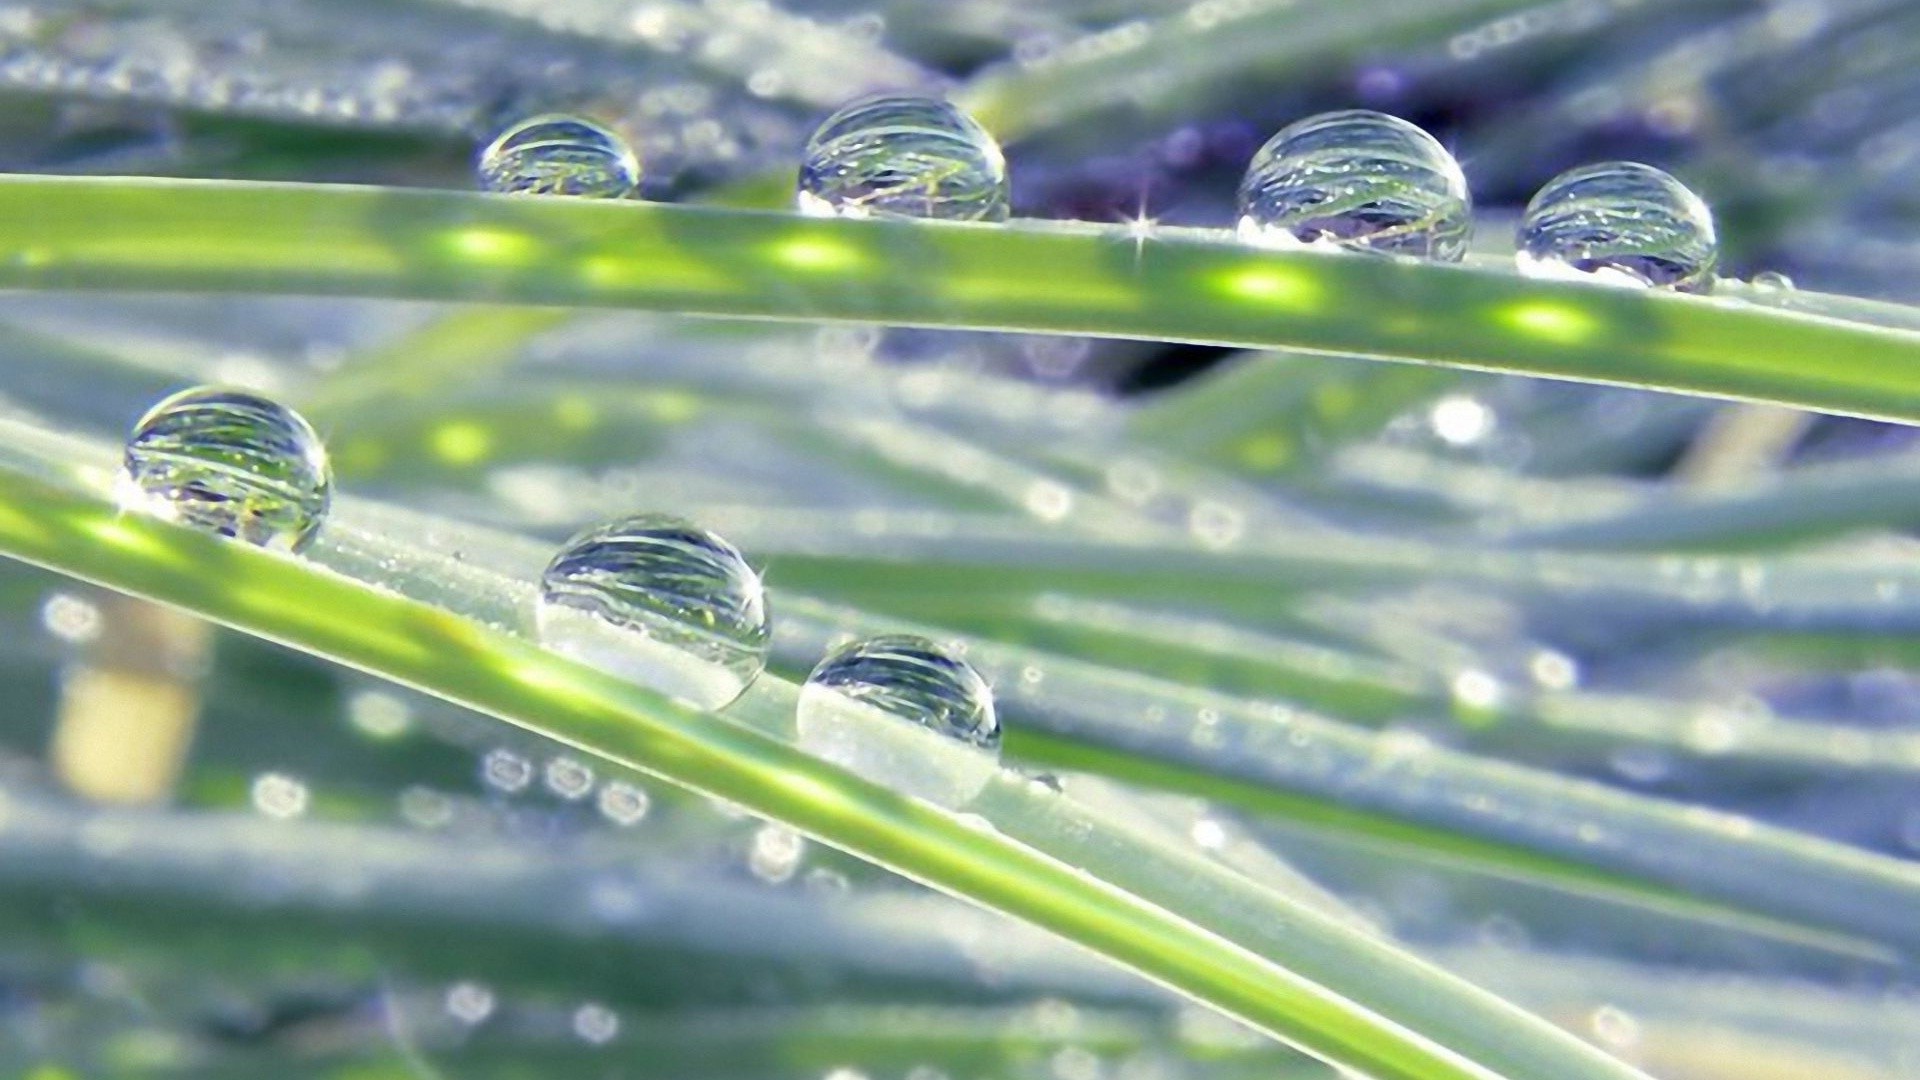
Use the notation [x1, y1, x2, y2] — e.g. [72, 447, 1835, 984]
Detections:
[4, 178, 1920, 423]
[0, 418, 1655, 1080]
[766, 594, 1920, 960]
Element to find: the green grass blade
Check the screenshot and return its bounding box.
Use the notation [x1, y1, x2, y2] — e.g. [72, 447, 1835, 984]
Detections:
[4, 176, 1920, 422]
[0, 421, 1654, 1080]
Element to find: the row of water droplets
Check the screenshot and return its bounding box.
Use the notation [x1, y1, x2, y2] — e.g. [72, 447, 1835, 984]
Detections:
[479, 96, 1723, 292]
[118, 385, 1003, 803]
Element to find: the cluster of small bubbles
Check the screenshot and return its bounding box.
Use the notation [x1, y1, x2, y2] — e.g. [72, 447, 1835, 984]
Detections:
[572, 1002, 620, 1045]
[1235, 110, 1471, 261]
[544, 756, 595, 800]
[250, 772, 309, 820]
[399, 786, 457, 829]
[536, 513, 770, 710]
[119, 386, 332, 552]
[477, 115, 640, 198]
[797, 634, 999, 806]
[346, 689, 413, 740]
[444, 981, 495, 1026]
[1427, 394, 1496, 447]
[481, 748, 534, 794]
[796, 95, 1010, 222]
[1516, 162, 1717, 292]
[748, 823, 806, 883]
[40, 592, 102, 645]
[596, 781, 651, 826]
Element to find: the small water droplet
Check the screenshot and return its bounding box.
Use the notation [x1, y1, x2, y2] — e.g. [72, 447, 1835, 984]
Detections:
[120, 387, 331, 552]
[797, 95, 1009, 221]
[41, 592, 102, 644]
[1516, 162, 1716, 292]
[481, 748, 534, 794]
[748, 823, 806, 883]
[544, 756, 595, 800]
[572, 1002, 620, 1044]
[478, 115, 639, 198]
[1750, 270, 1794, 291]
[1235, 110, 1470, 261]
[796, 634, 999, 805]
[347, 690, 413, 740]
[445, 981, 495, 1025]
[597, 781, 651, 825]
[250, 772, 309, 820]
[536, 514, 769, 710]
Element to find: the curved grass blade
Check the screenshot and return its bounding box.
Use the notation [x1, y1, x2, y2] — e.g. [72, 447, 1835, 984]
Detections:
[2, 177, 1920, 423]
[0, 419, 1653, 1080]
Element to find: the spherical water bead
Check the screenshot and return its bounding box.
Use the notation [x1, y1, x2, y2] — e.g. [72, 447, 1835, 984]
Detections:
[1515, 162, 1717, 292]
[1235, 110, 1470, 261]
[796, 634, 998, 806]
[478, 115, 639, 198]
[120, 387, 331, 552]
[536, 514, 769, 709]
[797, 95, 1009, 222]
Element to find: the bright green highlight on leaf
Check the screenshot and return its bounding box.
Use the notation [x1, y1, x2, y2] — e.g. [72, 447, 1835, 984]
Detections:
[0, 177, 1918, 422]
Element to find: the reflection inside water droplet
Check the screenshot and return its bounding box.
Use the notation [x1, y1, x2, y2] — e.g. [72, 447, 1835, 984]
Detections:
[120, 386, 332, 552]
[1516, 161, 1716, 292]
[796, 634, 999, 806]
[797, 95, 1010, 221]
[536, 513, 769, 709]
[478, 114, 640, 198]
[1235, 110, 1470, 261]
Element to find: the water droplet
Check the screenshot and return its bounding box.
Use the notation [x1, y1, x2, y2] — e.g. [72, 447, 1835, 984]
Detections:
[1750, 269, 1794, 291]
[748, 823, 806, 883]
[537, 514, 769, 709]
[596, 781, 651, 826]
[796, 634, 999, 805]
[572, 1002, 620, 1044]
[481, 749, 534, 794]
[1516, 162, 1716, 292]
[120, 387, 331, 552]
[1235, 110, 1470, 261]
[797, 95, 1009, 221]
[41, 592, 102, 644]
[445, 981, 495, 1025]
[478, 115, 640, 198]
[250, 772, 309, 820]
[544, 756, 595, 800]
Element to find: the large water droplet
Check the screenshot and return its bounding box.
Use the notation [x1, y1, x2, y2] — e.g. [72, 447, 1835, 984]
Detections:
[797, 95, 1009, 221]
[119, 387, 332, 552]
[796, 634, 998, 806]
[478, 115, 640, 198]
[1236, 110, 1470, 261]
[1516, 162, 1716, 292]
[536, 513, 769, 709]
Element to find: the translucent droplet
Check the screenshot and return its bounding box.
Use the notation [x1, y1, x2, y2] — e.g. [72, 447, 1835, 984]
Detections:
[536, 513, 769, 709]
[478, 114, 640, 198]
[796, 634, 998, 806]
[1235, 110, 1470, 261]
[1750, 269, 1794, 291]
[120, 387, 331, 552]
[797, 95, 1009, 222]
[1516, 162, 1717, 292]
